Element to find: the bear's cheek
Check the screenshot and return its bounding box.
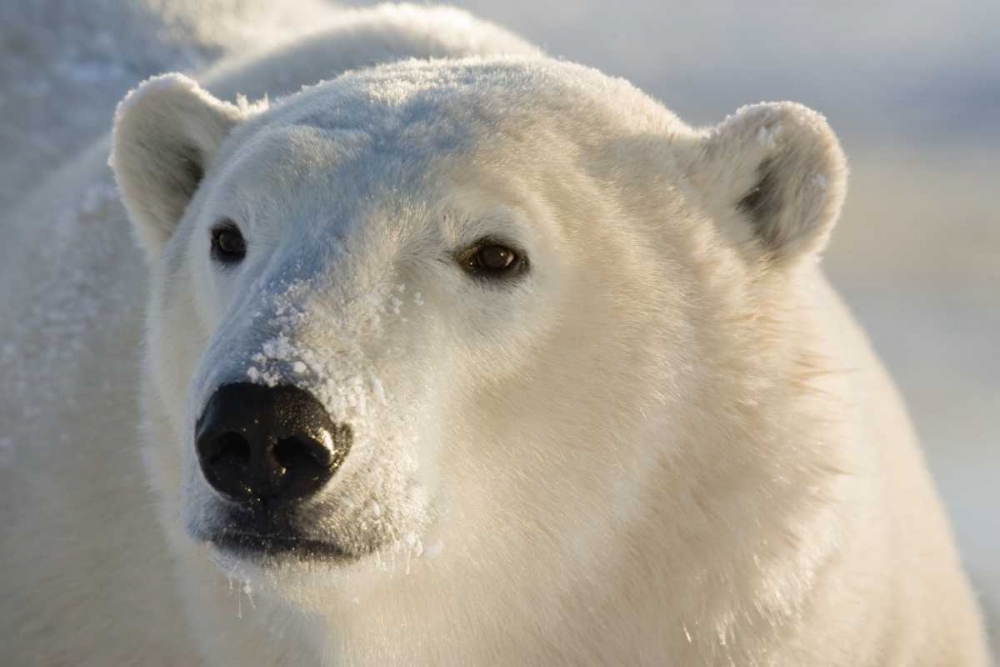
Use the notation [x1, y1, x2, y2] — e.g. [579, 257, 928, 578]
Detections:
[148, 270, 212, 438]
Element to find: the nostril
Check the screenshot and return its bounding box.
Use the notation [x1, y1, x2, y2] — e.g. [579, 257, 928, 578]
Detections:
[274, 435, 331, 470]
[197, 430, 255, 501]
[210, 432, 251, 467]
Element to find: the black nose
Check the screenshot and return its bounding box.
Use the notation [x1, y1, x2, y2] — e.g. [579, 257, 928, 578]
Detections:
[195, 383, 351, 505]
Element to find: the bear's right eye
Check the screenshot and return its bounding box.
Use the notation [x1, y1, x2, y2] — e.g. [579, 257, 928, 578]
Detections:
[455, 238, 528, 282]
[210, 220, 247, 264]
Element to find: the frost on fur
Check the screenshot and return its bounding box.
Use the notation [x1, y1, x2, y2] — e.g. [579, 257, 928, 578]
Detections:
[5, 10, 984, 661]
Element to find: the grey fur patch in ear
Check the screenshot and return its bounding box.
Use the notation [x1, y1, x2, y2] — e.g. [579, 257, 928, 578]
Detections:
[178, 147, 206, 196]
[687, 102, 848, 263]
[737, 158, 782, 240]
[110, 74, 247, 255]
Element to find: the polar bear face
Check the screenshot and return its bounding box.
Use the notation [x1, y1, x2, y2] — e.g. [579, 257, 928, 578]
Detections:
[111, 59, 846, 607]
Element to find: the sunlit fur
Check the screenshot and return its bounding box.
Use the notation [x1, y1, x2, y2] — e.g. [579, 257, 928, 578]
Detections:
[2, 6, 989, 666]
[111, 54, 991, 665]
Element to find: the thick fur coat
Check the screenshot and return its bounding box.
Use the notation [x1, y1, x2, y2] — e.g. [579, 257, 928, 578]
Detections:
[0, 4, 989, 665]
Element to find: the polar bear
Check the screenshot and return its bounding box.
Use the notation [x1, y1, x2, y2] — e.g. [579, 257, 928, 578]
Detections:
[1, 6, 991, 667]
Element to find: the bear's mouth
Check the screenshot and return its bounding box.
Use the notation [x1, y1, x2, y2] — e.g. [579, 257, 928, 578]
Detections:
[196, 504, 356, 563]
[209, 529, 349, 562]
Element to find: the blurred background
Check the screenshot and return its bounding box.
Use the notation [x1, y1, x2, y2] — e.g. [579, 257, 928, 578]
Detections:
[2, 0, 997, 648]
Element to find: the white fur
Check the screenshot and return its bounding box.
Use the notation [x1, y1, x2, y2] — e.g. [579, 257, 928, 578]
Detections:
[1, 5, 990, 666]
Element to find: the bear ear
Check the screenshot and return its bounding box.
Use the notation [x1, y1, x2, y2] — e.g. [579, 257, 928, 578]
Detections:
[683, 102, 848, 264]
[110, 74, 248, 255]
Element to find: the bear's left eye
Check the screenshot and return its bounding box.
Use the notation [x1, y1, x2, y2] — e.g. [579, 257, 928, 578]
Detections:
[456, 239, 527, 281]
[210, 220, 247, 264]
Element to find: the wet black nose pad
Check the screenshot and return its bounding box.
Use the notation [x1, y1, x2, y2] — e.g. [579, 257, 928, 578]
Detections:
[195, 383, 352, 505]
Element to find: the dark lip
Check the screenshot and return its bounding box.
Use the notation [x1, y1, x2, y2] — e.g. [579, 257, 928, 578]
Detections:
[210, 530, 351, 563]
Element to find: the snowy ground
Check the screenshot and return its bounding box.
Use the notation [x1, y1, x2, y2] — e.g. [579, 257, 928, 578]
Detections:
[2, 0, 997, 650]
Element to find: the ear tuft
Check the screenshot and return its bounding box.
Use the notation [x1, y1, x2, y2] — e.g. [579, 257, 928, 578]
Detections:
[690, 102, 848, 263]
[110, 74, 246, 255]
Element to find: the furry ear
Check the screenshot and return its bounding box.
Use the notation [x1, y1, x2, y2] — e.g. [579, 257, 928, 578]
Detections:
[684, 102, 848, 263]
[110, 74, 247, 254]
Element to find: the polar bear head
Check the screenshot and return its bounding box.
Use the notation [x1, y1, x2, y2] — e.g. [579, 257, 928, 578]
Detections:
[111, 58, 847, 615]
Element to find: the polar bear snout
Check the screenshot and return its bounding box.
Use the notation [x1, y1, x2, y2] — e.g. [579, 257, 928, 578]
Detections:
[195, 383, 352, 506]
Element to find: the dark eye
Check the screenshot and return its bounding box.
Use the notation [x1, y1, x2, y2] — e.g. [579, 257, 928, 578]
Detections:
[456, 239, 527, 280]
[210, 221, 246, 264]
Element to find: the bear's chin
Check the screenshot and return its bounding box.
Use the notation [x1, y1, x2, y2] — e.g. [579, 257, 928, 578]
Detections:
[202, 528, 420, 616]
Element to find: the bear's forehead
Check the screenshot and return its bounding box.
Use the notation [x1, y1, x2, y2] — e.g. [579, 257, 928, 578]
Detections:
[205, 58, 692, 236]
[226, 57, 685, 160]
